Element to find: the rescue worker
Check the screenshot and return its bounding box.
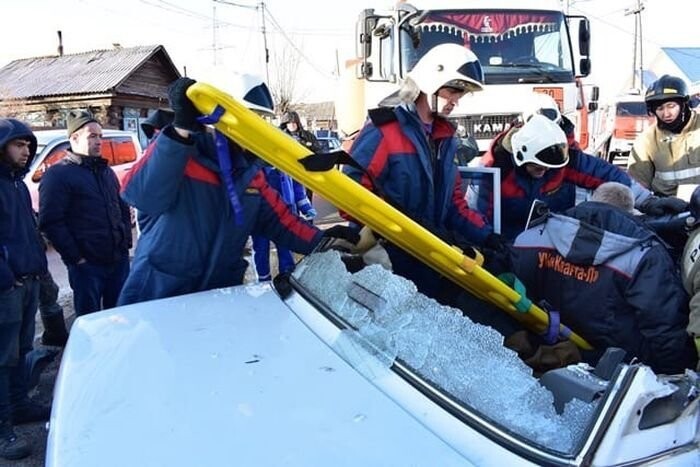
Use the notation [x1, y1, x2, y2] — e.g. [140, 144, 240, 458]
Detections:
[344, 43, 497, 299]
[252, 168, 316, 281]
[232, 74, 318, 281]
[680, 186, 700, 369]
[117, 76, 358, 305]
[628, 75, 700, 196]
[140, 109, 174, 144]
[509, 181, 697, 374]
[479, 94, 687, 241]
[279, 110, 318, 201]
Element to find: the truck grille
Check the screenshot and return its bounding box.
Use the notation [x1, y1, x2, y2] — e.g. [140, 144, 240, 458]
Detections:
[454, 114, 520, 140]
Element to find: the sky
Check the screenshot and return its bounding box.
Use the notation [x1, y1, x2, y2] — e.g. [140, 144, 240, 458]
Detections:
[1, 0, 698, 104]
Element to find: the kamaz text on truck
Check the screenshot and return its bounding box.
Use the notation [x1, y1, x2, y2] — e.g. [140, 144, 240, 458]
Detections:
[337, 0, 599, 154]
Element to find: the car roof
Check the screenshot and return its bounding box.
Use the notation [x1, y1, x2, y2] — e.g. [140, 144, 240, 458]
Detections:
[34, 129, 136, 146]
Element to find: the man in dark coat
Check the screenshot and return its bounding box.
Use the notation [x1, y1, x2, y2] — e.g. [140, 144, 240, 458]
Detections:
[39, 110, 132, 316]
[510, 197, 697, 374]
[0, 118, 51, 460]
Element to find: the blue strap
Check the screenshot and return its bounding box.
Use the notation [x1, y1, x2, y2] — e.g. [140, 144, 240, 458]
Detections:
[497, 273, 532, 314]
[539, 300, 561, 345]
[196, 105, 226, 125]
[197, 106, 244, 225]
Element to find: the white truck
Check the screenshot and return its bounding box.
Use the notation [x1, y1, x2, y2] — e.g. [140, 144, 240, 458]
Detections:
[337, 0, 599, 153]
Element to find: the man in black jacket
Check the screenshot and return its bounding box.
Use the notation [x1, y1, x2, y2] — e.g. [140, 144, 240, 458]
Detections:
[39, 110, 132, 316]
[510, 193, 697, 374]
[0, 119, 51, 460]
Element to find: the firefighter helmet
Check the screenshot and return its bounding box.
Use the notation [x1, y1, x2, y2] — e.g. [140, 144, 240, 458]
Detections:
[407, 43, 484, 97]
[230, 73, 275, 116]
[511, 114, 569, 168]
[523, 92, 562, 124]
[645, 74, 689, 110]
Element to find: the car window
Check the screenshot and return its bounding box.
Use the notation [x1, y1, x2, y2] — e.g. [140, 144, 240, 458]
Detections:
[31, 142, 70, 183]
[616, 101, 647, 117]
[102, 136, 138, 166]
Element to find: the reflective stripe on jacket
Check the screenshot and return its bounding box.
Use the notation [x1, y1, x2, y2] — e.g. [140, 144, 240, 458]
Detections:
[512, 202, 696, 374]
[628, 111, 700, 196]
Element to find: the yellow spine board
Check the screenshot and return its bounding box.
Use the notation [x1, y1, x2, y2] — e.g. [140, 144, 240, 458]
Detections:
[187, 83, 593, 351]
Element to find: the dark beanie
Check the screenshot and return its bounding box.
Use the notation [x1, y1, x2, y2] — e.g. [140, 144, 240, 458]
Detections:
[66, 110, 98, 136]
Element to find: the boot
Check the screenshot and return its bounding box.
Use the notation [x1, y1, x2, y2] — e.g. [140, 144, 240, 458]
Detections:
[11, 399, 50, 425]
[0, 420, 31, 460]
[41, 312, 69, 347]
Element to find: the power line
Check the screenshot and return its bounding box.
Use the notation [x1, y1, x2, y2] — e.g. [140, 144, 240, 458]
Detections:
[263, 5, 336, 79]
[571, 3, 700, 61]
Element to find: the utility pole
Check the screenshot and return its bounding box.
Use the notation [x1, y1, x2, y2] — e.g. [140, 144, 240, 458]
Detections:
[212, 0, 269, 81]
[212, 4, 218, 65]
[624, 0, 645, 90]
[259, 1, 270, 85]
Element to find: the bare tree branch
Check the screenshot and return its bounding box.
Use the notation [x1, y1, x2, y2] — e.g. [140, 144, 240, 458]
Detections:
[269, 41, 306, 114]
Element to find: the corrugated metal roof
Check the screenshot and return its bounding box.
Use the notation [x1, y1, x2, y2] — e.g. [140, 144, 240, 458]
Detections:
[0, 45, 171, 99]
[662, 47, 700, 83]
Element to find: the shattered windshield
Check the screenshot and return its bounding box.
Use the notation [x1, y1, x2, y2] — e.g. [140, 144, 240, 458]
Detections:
[401, 10, 575, 84]
[293, 251, 600, 455]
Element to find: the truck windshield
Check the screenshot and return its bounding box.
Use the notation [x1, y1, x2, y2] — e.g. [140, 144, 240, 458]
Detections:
[402, 10, 575, 84]
[616, 101, 647, 116]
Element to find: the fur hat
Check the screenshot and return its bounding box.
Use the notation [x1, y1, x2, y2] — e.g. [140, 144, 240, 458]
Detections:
[66, 110, 98, 136]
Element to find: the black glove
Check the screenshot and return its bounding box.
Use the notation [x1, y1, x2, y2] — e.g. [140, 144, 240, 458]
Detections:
[639, 196, 689, 216]
[167, 77, 202, 131]
[482, 233, 512, 275]
[483, 232, 507, 252]
[322, 225, 361, 244]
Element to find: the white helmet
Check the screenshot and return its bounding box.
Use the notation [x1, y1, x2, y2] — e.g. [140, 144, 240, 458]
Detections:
[523, 92, 562, 124]
[511, 114, 569, 168]
[407, 43, 484, 97]
[196, 66, 275, 116]
[229, 72, 275, 116]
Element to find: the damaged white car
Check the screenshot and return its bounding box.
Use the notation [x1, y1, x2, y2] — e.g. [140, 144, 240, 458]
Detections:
[47, 250, 700, 466]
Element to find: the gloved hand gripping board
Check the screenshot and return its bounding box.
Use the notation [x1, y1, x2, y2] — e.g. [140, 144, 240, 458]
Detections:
[186, 82, 593, 350]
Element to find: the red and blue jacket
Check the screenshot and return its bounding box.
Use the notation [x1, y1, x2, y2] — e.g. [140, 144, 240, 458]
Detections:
[117, 127, 323, 305]
[344, 105, 491, 298]
[481, 124, 644, 241]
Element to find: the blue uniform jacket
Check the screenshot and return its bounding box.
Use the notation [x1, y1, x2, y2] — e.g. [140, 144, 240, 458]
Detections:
[0, 120, 47, 291]
[263, 167, 312, 215]
[511, 202, 696, 374]
[346, 105, 489, 242]
[482, 129, 646, 241]
[118, 127, 323, 305]
[344, 105, 490, 298]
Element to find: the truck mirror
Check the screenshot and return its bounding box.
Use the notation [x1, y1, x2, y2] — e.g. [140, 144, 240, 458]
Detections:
[578, 19, 590, 56]
[356, 10, 377, 72]
[588, 102, 599, 112]
[579, 58, 591, 77]
[591, 85, 600, 102]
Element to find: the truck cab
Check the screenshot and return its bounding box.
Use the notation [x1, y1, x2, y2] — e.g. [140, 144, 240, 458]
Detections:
[341, 0, 597, 153]
[593, 91, 655, 167]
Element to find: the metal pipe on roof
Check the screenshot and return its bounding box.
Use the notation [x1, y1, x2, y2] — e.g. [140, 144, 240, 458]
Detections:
[57, 31, 64, 57]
